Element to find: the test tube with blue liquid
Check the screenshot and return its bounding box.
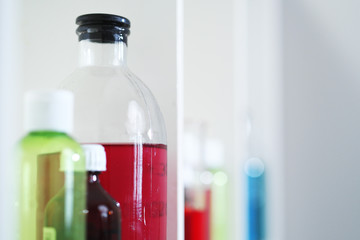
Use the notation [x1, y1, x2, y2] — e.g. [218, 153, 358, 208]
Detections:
[244, 157, 266, 240]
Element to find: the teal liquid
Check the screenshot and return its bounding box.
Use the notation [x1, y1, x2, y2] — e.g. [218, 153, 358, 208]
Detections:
[16, 131, 86, 240]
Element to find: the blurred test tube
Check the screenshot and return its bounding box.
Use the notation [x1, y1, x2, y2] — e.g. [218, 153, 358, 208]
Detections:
[245, 157, 266, 240]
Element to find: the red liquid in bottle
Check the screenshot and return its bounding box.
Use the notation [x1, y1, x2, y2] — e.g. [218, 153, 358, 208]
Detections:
[99, 144, 167, 240]
[184, 189, 211, 240]
[185, 207, 206, 240]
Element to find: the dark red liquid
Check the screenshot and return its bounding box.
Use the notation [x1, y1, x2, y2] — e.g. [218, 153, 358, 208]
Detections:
[86, 172, 121, 240]
[99, 144, 167, 240]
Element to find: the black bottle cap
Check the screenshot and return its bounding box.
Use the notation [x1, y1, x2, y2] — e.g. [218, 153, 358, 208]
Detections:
[76, 13, 131, 44]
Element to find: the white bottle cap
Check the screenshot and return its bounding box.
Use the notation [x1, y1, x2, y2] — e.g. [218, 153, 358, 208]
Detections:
[24, 89, 74, 133]
[82, 144, 107, 171]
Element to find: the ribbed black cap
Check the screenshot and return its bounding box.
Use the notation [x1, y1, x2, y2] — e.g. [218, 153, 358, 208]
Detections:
[76, 13, 131, 44]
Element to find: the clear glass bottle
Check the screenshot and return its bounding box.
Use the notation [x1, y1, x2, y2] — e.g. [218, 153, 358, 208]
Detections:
[82, 144, 121, 240]
[60, 14, 167, 240]
[17, 90, 86, 240]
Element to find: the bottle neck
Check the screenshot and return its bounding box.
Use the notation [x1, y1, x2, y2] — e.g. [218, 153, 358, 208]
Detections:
[87, 171, 102, 183]
[79, 40, 128, 67]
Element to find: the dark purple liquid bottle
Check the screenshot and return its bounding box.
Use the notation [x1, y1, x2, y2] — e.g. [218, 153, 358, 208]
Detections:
[82, 144, 121, 240]
[86, 171, 121, 240]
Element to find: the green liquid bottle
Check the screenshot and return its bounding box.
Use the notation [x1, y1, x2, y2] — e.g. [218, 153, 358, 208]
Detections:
[17, 90, 86, 240]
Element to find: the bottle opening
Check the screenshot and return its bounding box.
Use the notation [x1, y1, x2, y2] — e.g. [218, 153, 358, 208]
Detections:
[76, 13, 131, 44]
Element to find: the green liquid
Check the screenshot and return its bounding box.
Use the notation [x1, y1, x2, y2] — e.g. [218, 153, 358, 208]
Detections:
[17, 131, 86, 240]
[210, 169, 229, 240]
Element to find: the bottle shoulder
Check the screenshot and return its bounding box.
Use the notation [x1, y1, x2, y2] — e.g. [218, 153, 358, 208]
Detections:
[60, 66, 155, 108]
[62, 66, 154, 99]
[17, 131, 83, 154]
[60, 65, 167, 144]
[19, 132, 79, 145]
[87, 182, 120, 210]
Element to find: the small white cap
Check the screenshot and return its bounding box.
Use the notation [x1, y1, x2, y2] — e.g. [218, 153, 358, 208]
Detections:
[24, 89, 74, 133]
[82, 144, 107, 171]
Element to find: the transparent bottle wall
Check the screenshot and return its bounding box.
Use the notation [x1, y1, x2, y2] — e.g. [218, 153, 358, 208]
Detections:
[61, 42, 166, 145]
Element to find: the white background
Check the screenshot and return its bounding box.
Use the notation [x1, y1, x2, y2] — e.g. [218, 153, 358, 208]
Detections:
[283, 0, 360, 239]
[184, 0, 360, 240]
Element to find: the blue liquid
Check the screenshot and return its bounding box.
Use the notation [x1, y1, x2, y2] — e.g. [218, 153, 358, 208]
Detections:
[245, 158, 266, 240]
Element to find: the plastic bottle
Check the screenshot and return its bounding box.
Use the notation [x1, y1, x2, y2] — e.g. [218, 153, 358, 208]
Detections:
[82, 144, 121, 240]
[60, 14, 167, 240]
[16, 90, 86, 240]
